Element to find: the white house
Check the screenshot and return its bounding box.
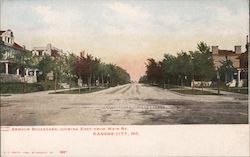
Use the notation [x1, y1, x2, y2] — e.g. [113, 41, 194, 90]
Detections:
[32, 43, 63, 57]
[0, 29, 38, 83]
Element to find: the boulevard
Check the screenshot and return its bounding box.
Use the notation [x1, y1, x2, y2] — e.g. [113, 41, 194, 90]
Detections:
[1, 83, 248, 125]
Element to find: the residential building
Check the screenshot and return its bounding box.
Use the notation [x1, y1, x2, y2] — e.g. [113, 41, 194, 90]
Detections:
[212, 36, 249, 87]
[0, 29, 38, 83]
[31, 44, 64, 81]
[212, 45, 241, 68]
[32, 43, 63, 57]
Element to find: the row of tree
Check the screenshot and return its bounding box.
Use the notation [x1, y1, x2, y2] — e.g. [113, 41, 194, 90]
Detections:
[0, 48, 130, 89]
[74, 52, 130, 87]
[139, 42, 236, 87]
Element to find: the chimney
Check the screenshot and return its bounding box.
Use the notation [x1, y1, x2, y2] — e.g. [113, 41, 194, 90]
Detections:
[80, 50, 85, 57]
[212, 46, 218, 54]
[234, 45, 241, 54]
[46, 43, 52, 56]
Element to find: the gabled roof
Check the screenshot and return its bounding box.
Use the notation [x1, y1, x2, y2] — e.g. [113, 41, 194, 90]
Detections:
[0, 30, 5, 35]
[218, 50, 236, 55]
[13, 42, 24, 50]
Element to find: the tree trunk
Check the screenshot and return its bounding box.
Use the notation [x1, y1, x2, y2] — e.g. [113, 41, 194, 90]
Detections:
[54, 72, 57, 92]
[101, 73, 104, 86]
[69, 74, 72, 93]
[201, 80, 204, 93]
[45, 76, 47, 91]
[97, 76, 100, 87]
[88, 75, 91, 91]
[23, 73, 25, 94]
[59, 75, 62, 89]
[93, 75, 96, 86]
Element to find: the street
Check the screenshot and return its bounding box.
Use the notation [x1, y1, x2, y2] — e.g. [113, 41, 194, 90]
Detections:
[0, 83, 248, 125]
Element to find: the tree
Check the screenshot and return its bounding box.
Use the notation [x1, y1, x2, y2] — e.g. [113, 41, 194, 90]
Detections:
[162, 54, 176, 83]
[195, 42, 215, 81]
[142, 41, 216, 88]
[74, 53, 130, 88]
[218, 60, 236, 84]
[174, 52, 192, 86]
[64, 52, 77, 89]
[145, 58, 162, 85]
[37, 55, 54, 89]
[189, 42, 215, 89]
[139, 75, 148, 83]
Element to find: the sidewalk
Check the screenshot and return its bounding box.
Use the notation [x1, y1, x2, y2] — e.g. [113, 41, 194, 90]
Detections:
[1, 87, 80, 96]
[183, 86, 248, 100]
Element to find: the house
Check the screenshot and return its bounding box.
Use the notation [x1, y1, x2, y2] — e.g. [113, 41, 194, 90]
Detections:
[212, 36, 249, 87]
[31, 44, 64, 80]
[32, 43, 63, 58]
[238, 36, 249, 86]
[0, 29, 38, 83]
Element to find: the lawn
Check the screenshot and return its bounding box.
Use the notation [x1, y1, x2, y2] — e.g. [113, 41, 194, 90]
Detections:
[171, 89, 220, 95]
[0, 81, 61, 94]
[220, 87, 248, 94]
[50, 87, 107, 94]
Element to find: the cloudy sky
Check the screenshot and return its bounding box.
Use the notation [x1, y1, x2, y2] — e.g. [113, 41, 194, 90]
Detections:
[0, 0, 249, 81]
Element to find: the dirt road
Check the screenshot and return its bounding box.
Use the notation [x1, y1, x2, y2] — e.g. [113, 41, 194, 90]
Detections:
[0, 83, 248, 125]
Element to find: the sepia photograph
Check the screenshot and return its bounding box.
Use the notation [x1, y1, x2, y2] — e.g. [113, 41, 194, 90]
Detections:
[0, 0, 249, 156]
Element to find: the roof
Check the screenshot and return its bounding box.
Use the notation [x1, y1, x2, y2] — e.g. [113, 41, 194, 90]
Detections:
[213, 49, 241, 56]
[13, 42, 24, 50]
[0, 30, 5, 35]
[218, 50, 235, 55]
[0, 42, 30, 53]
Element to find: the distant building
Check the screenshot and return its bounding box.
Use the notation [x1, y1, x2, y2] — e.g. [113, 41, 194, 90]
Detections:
[0, 29, 38, 83]
[32, 43, 63, 57]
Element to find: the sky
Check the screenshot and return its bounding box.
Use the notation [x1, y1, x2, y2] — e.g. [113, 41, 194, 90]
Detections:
[0, 0, 249, 81]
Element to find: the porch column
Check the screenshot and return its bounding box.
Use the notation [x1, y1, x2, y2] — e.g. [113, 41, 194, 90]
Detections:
[237, 69, 241, 87]
[16, 68, 20, 75]
[34, 70, 37, 77]
[25, 68, 29, 76]
[5, 63, 9, 74]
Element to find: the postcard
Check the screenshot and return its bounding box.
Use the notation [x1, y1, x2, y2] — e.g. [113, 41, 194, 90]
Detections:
[0, 0, 249, 156]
